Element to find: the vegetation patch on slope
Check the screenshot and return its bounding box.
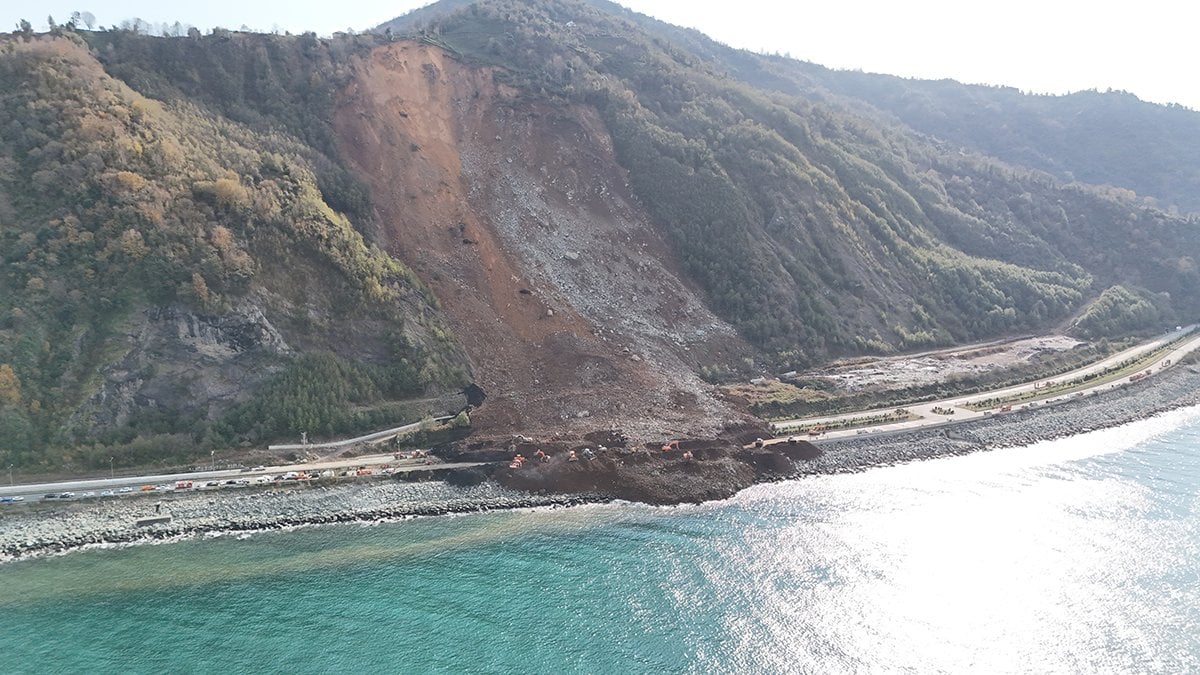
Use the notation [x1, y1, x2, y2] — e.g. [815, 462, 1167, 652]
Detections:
[0, 33, 466, 471]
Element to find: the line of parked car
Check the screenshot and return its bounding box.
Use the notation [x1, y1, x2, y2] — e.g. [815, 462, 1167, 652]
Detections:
[36, 487, 136, 501]
[0, 486, 140, 503]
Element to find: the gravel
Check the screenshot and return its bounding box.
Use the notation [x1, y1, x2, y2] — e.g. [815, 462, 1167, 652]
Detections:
[797, 364, 1200, 475]
[0, 480, 605, 563]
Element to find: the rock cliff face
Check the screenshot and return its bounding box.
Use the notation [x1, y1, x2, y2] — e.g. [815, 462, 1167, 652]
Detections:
[71, 300, 292, 434]
[334, 43, 755, 440]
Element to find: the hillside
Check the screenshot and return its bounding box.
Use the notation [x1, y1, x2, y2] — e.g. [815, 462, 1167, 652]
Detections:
[2, 0, 1199, 469]
[0, 34, 469, 471]
[380, 0, 1200, 353]
[570, 2, 1200, 215]
[768, 71, 1200, 215]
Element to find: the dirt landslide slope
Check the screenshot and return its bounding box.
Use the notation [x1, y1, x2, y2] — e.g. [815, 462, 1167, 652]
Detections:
[334, 42, 755, 441]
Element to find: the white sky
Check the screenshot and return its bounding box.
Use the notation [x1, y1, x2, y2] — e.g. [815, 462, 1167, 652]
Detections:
[6, 0, 1197, 110]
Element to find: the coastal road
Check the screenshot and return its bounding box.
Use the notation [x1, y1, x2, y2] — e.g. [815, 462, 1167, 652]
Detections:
[267, 415, 453, 454]
[768, 325, 1200, 444]
[0, 454, 490, 503]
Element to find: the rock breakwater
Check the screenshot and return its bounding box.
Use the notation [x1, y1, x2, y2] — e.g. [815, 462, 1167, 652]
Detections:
[0, 481, 605, 563]
[803, 364, 1200, 474]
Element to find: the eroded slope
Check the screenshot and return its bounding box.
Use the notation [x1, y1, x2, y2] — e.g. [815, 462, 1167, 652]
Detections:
[335, 42, 753, 439]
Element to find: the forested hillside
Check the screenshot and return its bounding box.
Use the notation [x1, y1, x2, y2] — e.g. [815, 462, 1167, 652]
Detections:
[0, 33, 468, 470]
[773, 73, 1200, 215]
[381, 0, 1200, 359]
[543, 0, 1200, 214]
[2, 0, 1198, 469]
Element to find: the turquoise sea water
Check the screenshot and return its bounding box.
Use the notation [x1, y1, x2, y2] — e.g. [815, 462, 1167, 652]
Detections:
[3, 407, 1200, 673]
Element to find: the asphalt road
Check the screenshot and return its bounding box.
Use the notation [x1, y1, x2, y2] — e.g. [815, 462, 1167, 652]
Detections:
[0, 454, 488, 502]
[770, 325, 1200, 443]
[267, 416, 452, 453]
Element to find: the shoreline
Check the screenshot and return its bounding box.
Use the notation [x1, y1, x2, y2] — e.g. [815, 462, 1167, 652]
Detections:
[4, 364, 1199, 563]
[0, 481, 607, 564]
[802, 363, 1200, 475]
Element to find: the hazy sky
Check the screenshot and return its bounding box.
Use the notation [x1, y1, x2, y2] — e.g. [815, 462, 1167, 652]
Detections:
[6, 0, 1197, 110]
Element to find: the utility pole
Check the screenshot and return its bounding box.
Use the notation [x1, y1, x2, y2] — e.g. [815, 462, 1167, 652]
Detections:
[109, 456, 114, 479]
[210, 450, 215, 471]
[7, 464, 12, 486]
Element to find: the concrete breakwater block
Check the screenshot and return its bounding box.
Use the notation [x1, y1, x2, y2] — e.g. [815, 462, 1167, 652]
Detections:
[135, 516, 173, 527]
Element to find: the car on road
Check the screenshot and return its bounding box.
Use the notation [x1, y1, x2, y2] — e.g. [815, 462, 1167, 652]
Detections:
[59, 492, 76, 499]
[81, 491, 96, 498]
[1, 496, 25, 503]
[43, 493, 58, 500]
[252, 466, 265, 472]
[118, 486, 134, 493]
[100, 490, 115, 497]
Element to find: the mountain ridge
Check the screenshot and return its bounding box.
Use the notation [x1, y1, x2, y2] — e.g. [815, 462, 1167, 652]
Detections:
[0, 1, 1197, 469]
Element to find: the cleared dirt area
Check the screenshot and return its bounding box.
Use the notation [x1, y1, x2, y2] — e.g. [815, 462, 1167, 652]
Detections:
[334, 42, 754, 443]
[808, 335, 1084, 392]
[727, 335, 1087, 408]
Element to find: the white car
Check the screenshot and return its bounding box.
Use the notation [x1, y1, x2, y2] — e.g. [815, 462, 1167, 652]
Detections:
[117, 486, 134, 493]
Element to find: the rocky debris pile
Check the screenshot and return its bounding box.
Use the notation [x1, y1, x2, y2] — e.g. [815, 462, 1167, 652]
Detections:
[487, 434, 818, 505]
[484, 365, 1200, 501]
[0, 481, 605, 563]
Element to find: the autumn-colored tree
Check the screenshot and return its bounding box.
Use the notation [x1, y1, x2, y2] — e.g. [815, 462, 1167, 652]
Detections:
[118, 228, 148, 259]
[0, 364, 21, 406]
[191, 271, 210, 305]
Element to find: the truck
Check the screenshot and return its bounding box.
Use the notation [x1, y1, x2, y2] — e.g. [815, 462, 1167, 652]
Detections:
[175, 480, 193, 490]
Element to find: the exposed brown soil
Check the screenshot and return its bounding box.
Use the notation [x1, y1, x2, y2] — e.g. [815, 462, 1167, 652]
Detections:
[438, 435, 819, 504]
[334, 42, 755, 444]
